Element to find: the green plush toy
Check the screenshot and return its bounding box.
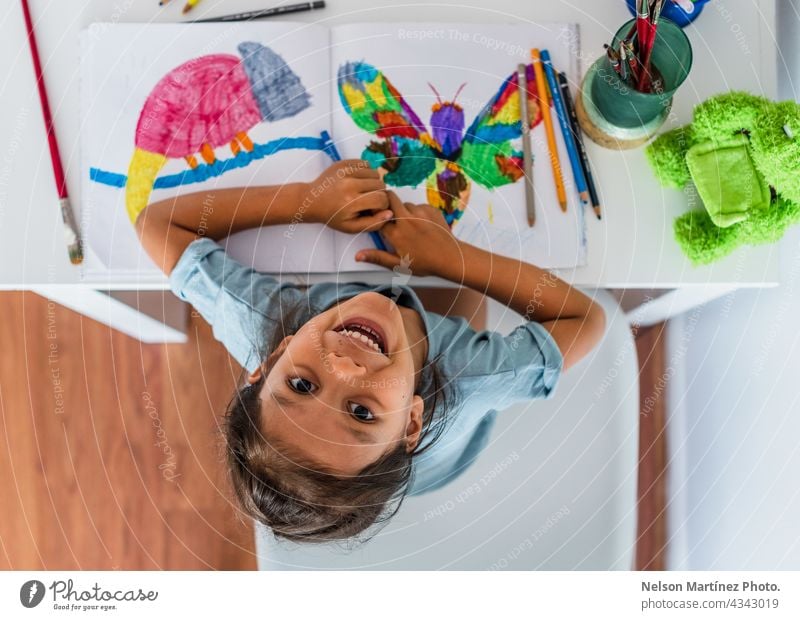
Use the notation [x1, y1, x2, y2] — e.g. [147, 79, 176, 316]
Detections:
[646, 91, 800, 265]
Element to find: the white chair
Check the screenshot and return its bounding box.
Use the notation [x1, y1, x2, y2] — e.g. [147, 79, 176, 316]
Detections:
[255, 289, 639, 569]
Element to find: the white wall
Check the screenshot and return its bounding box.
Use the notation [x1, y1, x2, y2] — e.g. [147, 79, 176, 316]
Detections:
[666, 239, 800, 570]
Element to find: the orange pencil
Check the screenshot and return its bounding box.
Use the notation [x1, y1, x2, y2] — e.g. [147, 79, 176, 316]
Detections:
[531, 48, 567, 212]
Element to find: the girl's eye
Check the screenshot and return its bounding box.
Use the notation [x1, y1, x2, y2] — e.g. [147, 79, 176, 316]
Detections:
[287, 376, 317, 394]
[347, 402, 375, 422]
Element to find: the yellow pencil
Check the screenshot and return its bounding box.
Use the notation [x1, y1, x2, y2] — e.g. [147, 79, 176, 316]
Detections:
[531, 48, 567, 212]
[182, 0, 201, 14]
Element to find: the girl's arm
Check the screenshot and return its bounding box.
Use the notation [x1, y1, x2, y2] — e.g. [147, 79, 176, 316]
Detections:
[355, 193, 605, 370]
[136, 160, 392, 275]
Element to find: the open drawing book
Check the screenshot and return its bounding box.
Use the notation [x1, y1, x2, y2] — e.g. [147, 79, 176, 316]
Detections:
[81, 21, 586, 275]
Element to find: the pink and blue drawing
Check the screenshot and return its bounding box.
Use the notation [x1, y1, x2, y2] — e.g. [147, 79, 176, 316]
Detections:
[90, 42, 325, 223]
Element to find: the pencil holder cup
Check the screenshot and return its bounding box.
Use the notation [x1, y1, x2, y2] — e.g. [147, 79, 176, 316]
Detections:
[576, 18, 692, 149]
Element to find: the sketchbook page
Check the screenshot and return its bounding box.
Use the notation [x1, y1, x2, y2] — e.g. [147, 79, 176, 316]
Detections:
[330, 23, 585, 271]
[81, 22, 334, 274]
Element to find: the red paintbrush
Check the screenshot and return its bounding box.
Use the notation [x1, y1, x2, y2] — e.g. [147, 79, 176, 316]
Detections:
[638, 0, 665, 92]
[639, 26, 656, 89]
[635, 0, 650, 55]
[20, 0, 83, 264]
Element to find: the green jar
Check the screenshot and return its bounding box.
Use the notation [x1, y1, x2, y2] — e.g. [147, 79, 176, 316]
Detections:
[589, 18, 693, 129]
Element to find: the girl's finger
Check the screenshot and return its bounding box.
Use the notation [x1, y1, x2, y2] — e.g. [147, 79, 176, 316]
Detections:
[353, 178, 386, 193]
[349, 163, 381, 179]
[386, 191, 410, 217]
[353, 191, 389, 212]
[357, 210, 393, 232]
[355, 248, 402, 270]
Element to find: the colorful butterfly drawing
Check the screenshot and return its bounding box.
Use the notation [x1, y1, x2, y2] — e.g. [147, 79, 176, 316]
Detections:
[337, 61, 546, 226]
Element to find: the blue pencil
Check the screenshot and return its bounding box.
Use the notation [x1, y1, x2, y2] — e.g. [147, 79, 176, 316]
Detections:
[540, 50, 589, 206]
[320, 132, 388, 252]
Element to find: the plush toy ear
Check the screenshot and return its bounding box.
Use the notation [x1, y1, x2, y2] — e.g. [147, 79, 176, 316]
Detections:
[646, 126, 695, 189]
[750, 100, 800, 204]
[691, 91, 765, 142]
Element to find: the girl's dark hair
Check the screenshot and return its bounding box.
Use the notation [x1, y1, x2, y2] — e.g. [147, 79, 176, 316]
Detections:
[223, 291, 454, 545]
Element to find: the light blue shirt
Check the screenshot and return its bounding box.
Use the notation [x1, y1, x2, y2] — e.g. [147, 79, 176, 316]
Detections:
[169, 238, 563, 495]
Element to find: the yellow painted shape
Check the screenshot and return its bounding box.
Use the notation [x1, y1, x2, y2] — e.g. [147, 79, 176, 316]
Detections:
[364, 76, 389, 106]
[487, 201, 494, 224]
[341, 82, 368, 110]
[426, 182, 444, 209]
[125, 148, 167, 223]
[488, 90, 521, 125]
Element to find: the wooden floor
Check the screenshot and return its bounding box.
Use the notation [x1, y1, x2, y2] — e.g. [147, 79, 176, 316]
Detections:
[0, 292, 668, 570]
[0, 292, 255, 570]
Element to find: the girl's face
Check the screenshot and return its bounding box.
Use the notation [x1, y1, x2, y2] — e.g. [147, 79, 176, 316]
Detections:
[250, 292, 426, 476]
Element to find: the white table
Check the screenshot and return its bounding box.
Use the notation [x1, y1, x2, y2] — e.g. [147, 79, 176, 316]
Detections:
[0, 0, 779, 341]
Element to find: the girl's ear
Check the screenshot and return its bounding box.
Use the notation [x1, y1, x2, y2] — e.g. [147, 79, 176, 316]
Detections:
[246, 336, 293, 384]
[404, 394, 424, 453]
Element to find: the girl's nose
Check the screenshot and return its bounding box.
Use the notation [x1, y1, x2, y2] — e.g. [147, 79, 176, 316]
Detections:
[325, 351, 367, 378]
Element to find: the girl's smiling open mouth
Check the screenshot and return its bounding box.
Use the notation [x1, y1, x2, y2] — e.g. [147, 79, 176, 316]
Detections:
[333, 317, 389, 355]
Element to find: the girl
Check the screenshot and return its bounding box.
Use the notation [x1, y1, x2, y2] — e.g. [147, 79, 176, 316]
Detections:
[136, 160, 605, 543]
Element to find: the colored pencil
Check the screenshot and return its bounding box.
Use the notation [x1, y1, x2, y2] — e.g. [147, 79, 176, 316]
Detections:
[20, 0, 82, 264]
[195, 1, 325, 23]
[182, 0, 201, 14]
[322, 139, 388, 253]
[531, 49, 567, 212]
[558, 72, 601, 220]
[540, 50, 589, 207]
[517, 64, 535, 227]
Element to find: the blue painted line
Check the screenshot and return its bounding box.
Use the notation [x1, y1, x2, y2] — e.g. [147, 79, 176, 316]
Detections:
[89, 134, 329, 191]
[88, 130, 389, 254]
[90, 168, 126, 188]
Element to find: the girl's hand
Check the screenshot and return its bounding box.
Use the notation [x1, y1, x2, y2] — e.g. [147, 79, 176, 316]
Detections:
[304, 160, 393, 233]
[354, 191, 462, 278]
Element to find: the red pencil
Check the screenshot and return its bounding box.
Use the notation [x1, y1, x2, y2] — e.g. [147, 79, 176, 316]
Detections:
[20, 0, 83, 264]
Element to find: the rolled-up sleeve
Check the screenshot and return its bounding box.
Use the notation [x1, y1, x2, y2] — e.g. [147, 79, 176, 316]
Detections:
[427, 312, 563, 411]
[501, 320, 563, 401]
[169, 238, 298, 372]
